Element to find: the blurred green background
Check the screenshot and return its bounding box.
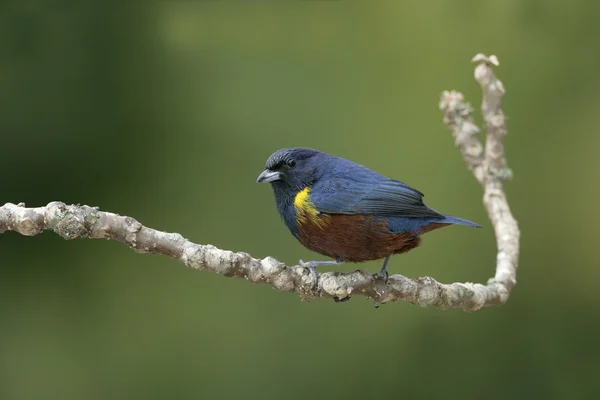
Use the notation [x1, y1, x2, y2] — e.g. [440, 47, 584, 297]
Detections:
[1, 1, 599, 399]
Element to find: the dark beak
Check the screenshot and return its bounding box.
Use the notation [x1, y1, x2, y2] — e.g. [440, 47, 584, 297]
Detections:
[256, 169, 281, 183]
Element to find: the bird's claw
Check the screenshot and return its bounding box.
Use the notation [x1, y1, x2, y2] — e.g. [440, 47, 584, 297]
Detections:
[298, 260, 318, 289]
[376, 270, 389, 284]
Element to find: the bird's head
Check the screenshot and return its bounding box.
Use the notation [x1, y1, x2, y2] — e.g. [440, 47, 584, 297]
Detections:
[256, 147, 324, 191]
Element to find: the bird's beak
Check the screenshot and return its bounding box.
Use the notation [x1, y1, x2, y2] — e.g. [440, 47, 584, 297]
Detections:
[256, 169, 281, 183]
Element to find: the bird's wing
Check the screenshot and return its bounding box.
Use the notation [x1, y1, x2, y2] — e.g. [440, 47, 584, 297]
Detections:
[310, 175, 444, 218]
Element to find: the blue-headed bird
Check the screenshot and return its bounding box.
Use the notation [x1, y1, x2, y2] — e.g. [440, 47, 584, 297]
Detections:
[257, 148, 480, 287]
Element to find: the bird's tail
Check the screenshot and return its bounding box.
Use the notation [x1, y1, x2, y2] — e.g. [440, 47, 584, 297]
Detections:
[441, 215, 482, 228]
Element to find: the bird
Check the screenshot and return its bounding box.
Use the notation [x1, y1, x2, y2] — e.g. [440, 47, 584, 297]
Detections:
[256, 147, 481, 287]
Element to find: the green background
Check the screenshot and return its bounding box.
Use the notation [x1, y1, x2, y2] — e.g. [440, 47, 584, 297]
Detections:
[1, 1, 599, 399]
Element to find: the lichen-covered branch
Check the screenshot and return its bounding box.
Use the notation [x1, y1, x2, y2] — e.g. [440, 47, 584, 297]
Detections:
[439, 53, 520, 305]
[0, 53, 519, 311]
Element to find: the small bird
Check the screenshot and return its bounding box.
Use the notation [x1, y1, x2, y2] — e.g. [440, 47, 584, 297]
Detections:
[256, 147, 480, 286]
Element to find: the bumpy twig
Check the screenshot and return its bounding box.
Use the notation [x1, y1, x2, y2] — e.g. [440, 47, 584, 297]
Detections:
[0, 54, 519, 311]
[439, 54, 520, 307]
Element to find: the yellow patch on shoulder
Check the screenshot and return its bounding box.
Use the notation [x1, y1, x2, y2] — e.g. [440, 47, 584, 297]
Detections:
[293, 187, 330, 228]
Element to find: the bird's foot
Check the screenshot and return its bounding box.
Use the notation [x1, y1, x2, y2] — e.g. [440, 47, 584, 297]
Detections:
[298, 260, 319, 289]
[294, 259, 343, 290]
[376, 269, 389, 284]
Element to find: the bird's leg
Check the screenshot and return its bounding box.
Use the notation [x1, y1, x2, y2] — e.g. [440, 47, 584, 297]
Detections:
[294, 258, 344, 289]
[372, 255, 393, 308]
[377, 254, 392, 283]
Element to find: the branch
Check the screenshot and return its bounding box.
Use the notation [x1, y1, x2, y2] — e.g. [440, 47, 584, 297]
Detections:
[439, 53, 520, 305]
[1, 53, 519, 311]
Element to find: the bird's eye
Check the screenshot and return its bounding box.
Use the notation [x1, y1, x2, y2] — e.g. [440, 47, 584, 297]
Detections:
[286, 160, 296, 169]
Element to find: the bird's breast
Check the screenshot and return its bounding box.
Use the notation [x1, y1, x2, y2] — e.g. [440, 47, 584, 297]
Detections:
[294, 210, 419, 262]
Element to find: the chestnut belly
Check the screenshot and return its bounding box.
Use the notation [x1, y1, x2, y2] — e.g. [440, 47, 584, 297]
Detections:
[296, 214, 446, 262]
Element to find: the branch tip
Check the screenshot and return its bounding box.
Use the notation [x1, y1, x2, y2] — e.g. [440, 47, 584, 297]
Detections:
[472, 53, 500, 66]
